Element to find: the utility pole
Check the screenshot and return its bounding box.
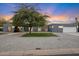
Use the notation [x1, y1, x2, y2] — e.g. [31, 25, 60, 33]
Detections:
[75, 17, 78, 32]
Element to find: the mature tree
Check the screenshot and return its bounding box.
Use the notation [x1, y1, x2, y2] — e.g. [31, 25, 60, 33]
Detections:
[12, 4, 48, 34]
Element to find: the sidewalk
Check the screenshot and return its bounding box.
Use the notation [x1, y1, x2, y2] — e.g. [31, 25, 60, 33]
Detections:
[0, 48, 79, 56]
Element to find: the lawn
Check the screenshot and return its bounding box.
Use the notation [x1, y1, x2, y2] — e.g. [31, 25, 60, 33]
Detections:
[22, 32, 57, 37]
[0, 33, 6, 35]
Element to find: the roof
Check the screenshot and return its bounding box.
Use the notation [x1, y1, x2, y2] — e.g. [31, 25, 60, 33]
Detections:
[48, 23, 76, 27]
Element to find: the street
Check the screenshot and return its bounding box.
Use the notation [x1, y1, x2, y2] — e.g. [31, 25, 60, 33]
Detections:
[0, 32, 79, 55]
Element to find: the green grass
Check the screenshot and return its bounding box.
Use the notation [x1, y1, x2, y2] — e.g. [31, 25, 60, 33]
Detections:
[0, 33, 5, 35]
[22, 32, 57, 37]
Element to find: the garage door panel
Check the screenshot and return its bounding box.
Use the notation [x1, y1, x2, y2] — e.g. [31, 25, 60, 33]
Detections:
[63, 27, 76, 32]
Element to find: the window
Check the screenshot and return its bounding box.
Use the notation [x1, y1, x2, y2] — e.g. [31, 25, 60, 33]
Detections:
[58, 26, 63, 28]
[52, 26, 54, 28]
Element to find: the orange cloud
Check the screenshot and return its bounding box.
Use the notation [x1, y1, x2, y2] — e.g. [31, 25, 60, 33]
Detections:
[46, 14, 69, 24]
[3, 15, 14, 21]
[0, 14, 14, 21]
[48, 14, 68, 21]
[40, 7, 69, 23]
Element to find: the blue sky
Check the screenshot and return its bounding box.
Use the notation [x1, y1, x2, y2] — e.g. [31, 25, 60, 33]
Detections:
[0, 3, 79, 23]
[0, 3, 18, 15]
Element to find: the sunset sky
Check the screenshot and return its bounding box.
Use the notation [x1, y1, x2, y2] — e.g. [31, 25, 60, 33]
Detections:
[0, 3, 79, 24]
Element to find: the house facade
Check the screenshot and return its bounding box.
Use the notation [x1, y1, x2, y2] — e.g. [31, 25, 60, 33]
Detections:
[22, 26, 48, 32]
[2, 22, 77, 33]
[48, 23, 76, 32]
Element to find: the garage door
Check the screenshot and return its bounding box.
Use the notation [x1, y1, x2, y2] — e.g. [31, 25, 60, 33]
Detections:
[63, 27, 76, 32]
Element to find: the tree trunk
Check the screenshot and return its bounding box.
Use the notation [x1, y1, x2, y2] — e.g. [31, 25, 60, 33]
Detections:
[78, 25, 79, 32]
[29, 27, 32, 34]
[14, 26, 20, 32]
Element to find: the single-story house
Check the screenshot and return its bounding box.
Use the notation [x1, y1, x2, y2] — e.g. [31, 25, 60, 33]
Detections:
[20, 23, 77, 33]
[48, 23, 77, 32]
[2, 22, 78, 33]
[2, 22, 48, 32]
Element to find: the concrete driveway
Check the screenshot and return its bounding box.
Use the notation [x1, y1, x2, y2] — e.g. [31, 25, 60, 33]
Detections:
[0, 32, 79, 55]
[64, 32, 79, 36]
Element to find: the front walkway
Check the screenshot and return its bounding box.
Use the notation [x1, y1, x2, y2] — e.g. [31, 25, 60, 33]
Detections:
[0, 32, 79, 55]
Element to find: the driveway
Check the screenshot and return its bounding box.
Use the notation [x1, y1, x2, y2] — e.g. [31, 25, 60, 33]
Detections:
[64, 32, 79, 36]
[0, 32, 79, 55]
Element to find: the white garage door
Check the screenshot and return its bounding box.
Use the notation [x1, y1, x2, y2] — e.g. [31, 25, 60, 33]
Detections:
[63, 27, 76, 32]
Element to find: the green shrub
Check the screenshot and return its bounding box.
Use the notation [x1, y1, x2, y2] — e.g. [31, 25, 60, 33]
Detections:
[0, 28, 3, 31]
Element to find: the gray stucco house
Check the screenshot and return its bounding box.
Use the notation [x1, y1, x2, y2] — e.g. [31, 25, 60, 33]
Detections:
[48, 23, 76, 32]
[2, 22, 77, 33]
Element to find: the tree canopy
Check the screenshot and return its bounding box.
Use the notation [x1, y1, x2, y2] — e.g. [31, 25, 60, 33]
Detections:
[12, 4, 48, 33]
